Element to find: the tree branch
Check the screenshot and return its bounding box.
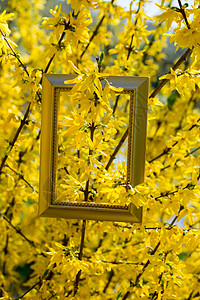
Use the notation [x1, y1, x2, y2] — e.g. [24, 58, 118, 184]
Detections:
[0, 102, 31, 175]
[103, 269, 114, 293]
[15, 278, 42, 299]
[149, 48, 192, 99]
[105, 48, 193, 171]
[80, 0, 115, 59]
[80, 15, 105, 59]
[122, 206, 184, 300]
[177, 0, 190, 29]
[42, 27, 67, 76]
[73, 219, 86, 296]
[0, 29, 29, 77]
[105, 128, 128, 170]
[0, 24, 68, 175]
[5, 164, 38, 193]
[126, 0, 143, 61]
[149, 118, 199, 164]
[0, 211, 35, 246]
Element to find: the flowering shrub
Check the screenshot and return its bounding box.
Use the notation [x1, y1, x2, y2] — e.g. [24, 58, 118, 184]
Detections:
[0, 0, 199, 299]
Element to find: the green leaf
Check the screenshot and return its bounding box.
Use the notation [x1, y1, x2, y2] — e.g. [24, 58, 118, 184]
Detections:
[167, 93, 177, 110]
[42, 268, 49, 280]
[99, 52, 104, 64]
[178, 252, 191, 261]
[116, 291, 122, 300]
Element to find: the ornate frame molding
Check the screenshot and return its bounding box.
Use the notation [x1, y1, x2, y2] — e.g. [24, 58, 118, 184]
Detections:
[39, 74, 149, 222]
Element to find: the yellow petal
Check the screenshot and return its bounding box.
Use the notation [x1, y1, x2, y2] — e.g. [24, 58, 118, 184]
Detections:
[68, 60, 82, 74]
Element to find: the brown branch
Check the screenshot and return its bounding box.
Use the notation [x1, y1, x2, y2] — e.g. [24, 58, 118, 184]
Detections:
[149, 48, 192, 99]
[122, 206, 184, 300]
[42, 19, 78, 77]
[0, 211, 35, 246]
[1, 211, 47, 260]
[177, 0, 190, 29]
[5, 164, 38, 193]
[189, 118, 200, 131]
[106, 48, 193, 170]
[152, 272, 164, 299]
[0, 29, 42, 101]
[185, 291, 194, 300]
[73, 117, 96, 295]
[142, 23, 162, 64]
[80, 0, 115, 59]
[47, 294, 56, 300]
[80, 15, 105, 59]
[160, 145, 200, 172]
[15, 278, 42, 299]
[73, 219, 86, 296]
[149, 118, 199, 164]
[43, 28, 66, 76]
[168, 205, 184, 229]
[112, 95, 120, 115]
[155, 181, 196, 201]
[0, 30, 39, 174]
[15, 269, 55, 299]
[0, 29, 29, 77]
[148, 142, 178, 163]
[126, 0, 143, 60]
[103, 269, 114, 293]
[105, 128, 128, 170]
[0, 102, 31, 174]
[0, 23, 69, 174]
[2, 234, 9, 276]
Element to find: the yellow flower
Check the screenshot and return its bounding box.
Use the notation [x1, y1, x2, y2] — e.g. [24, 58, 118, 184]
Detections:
[169, 18, 200, 51]
[67, 0, 99, 14]
[156, 4, 183, 29]
[41, 4, 62, 30]
[0, 10, 14, 35]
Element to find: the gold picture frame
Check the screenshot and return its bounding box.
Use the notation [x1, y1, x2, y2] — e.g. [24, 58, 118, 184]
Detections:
[39, 74, 149, 222]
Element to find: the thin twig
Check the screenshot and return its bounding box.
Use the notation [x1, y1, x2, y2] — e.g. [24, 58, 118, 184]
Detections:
[73, 119, 96, 295]
[160, 146, 200, 172]
[122, 206, 184, 300]
[0, 29, 29, 77]
[142, 23, 162, 64]
[112, 95, 120, 115]
[149, 48, 192, 99]
[0, 29, 41, 101]
[103, 269, 114, 293]
[155, 181, 196, 201]
[148, 142, 177, 164]
[105, 128, 128, 170]
[185, 291, 194, 300]
[73, 219, 86, 296]
[0, 24, 68, 174]
[15, 278, 42, 299]
[80, 0, 115, 59]
[0, 30, 32, 174]
[149, 118, 199, 164]
[0, 212, 35, 246]
[177, 0, 190, 29]
[0, 102, 31, 175]
[80, 15, 105, 59]
[105, 48, 193, 171]
[47, 293, 56, 300]
[168, 205, 184, 229]
[126, 0, 143, 60]
[2, 234, 9, 276]
[43, 29, 66, 76]
[5, 164, 38, 193]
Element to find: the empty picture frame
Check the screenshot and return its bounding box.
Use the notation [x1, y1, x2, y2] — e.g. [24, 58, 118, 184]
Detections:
[39, 74, 149, 222]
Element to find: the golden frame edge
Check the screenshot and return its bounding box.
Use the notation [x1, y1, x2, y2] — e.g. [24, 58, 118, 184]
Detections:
[39, 74, 149, 223]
